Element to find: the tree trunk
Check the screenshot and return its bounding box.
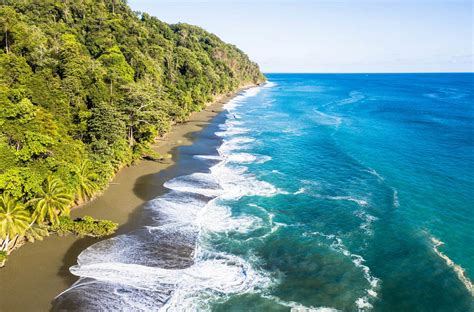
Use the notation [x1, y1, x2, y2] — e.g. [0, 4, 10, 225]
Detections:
[110, 81, 113, 105]
[5, 29, 8, 54]
[128, 126, 134, 146]
[1, 235, 9, 252]
[10, 234, 19, 250]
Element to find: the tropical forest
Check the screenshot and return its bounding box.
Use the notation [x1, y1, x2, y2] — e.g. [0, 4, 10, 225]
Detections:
[0, 0, 264, 265]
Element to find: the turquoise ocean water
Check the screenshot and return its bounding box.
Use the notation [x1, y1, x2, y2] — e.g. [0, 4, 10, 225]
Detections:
[55, 74, 473, 311]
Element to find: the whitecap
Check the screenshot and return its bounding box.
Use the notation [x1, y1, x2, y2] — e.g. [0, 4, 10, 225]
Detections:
[193, 155, 223, 161]
[336, 91, 365, 106]
[263, 294, 340, 312]
[330, 237, 380, 308]
[197, 200, 263, 234]
[431, 237, 473, 295]
[57, 84, 283, 310]
[226, 153, 272, 164]
[263, 81, 278, 88]
[355, 211, 378, 236]
[365, 168, 384, 181]
[392, 188, 400, 208]
[311, 110, 342, 126]
[294, 187, 306, 195]
[308, 232, 381, 310]
[218, 137, 256, 154]
[325, 196, 368, 207]
[211, 164, 283, 200]
[215, 127, 250, 137]
[163, 173, 223, 198]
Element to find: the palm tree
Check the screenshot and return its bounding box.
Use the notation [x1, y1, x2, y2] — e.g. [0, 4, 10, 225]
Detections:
[30, 176, 73, 225]
[0, 194, 31, 252]
[74, 159, 100, 202]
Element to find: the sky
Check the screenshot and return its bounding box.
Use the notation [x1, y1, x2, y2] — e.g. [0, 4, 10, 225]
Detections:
[128, 0, 473, 73]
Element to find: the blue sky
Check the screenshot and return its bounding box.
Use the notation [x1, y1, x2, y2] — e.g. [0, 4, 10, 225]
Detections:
[128, 0, 473, 73]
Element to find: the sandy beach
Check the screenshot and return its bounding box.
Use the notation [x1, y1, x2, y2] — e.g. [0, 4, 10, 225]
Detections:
[0, 86, 254, 312]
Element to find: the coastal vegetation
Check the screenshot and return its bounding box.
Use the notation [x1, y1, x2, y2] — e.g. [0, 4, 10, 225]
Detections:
[0, 0, 264, 264]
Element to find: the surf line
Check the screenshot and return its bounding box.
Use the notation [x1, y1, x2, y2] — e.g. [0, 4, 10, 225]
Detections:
[431, 237, 474, 296]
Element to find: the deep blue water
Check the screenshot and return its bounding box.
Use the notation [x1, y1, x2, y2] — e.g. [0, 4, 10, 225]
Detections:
[55, 74, 473, 311]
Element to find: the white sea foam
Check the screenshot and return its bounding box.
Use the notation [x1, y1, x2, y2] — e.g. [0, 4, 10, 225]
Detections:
[294, 188, 369, 207]
[263, 81, 278, 88]
[57, 86, 280, 311]
[226, 152, 272, 164]
[431, 237, 473, 296]
[161, 252, 273, 311]
[163, 172, 223, 198]
[311, 110, 342, 126]
[263, 295, 340, 312]
[336, 91, 365, 106]
[193, 155, 223, 161]
[211, 164, 283, 200]
[69, 253, 272, 312]
[355, 211, 378, 236]
[325, 196, 368, 207]
[197, 200, 263, 234]
[218, 136, 256, 154]
[392, 188, 400, 208]
[309, 232, 380, 310]
[330, 238, 380, 310]
[281, 125, 305, 136]
[215, 126, 250, 137]
[423, 88, 467, 101]
[218, 119, 244, 130]
[159, 83, 280, 308]
[59, 84, 290, 310]
[294, 187, 307, 195]
[147, 192, 207, 224]
[365, 168, 384, 181]
[245, 203, 288, 241]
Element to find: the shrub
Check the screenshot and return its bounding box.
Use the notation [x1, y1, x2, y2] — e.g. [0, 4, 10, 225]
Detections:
[0, 251, 7, 265]
[50, 216, 117, 238]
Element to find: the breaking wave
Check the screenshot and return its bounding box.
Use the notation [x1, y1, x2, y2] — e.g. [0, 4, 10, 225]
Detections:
[54, 84, 290, 311]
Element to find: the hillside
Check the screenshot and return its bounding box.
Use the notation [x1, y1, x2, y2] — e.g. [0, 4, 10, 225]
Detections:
[0, 0, 264, 259]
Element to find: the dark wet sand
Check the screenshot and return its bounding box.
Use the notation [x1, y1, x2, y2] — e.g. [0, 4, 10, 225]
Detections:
[0, 87, 253, 312]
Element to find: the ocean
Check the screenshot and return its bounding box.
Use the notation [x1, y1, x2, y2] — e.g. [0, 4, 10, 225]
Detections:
[54, 74, 474, 311]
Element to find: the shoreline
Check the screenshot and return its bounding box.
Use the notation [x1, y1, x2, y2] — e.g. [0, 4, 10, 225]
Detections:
[0, 84, 257, 312]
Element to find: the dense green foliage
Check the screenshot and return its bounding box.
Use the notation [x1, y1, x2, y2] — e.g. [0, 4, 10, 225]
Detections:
[50, 216, 118, 238]
[0, 0, 263, 251]
[0, 194, 30, 251]
[0, 250, 7, 265]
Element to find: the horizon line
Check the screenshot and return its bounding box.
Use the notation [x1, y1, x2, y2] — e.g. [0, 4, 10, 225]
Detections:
[263, 72, 474, 75]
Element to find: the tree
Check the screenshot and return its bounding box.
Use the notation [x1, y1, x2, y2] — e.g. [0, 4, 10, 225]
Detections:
[0, 6, 19, 54]
[0, 0, 264, 241]
[0, 98, 57, 160]
[74, 159, 99, 202]
[87, 101, 126, 147]
[0, 98, 38, 151]
[29, 176, 73, 225]
[121, 77, 163, 146]
[98, 45, 134, 104]
[0, 194, 31, 252]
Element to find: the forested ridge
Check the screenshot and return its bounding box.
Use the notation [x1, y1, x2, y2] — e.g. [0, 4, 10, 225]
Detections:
[0, 0, 264, 262]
